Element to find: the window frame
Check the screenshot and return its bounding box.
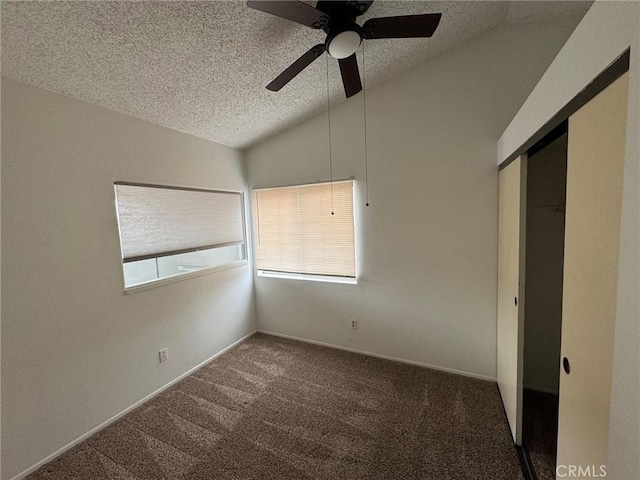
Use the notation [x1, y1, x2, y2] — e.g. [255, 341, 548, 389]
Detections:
[251, 179, 358, 284]
[113, 181, 249, 293]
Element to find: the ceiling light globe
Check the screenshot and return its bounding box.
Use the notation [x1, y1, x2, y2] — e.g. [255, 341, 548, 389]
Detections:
[327, 30, 362, 59]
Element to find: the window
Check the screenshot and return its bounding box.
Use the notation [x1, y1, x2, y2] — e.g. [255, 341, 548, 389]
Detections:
[114, 182, 247, 288]
[252, 180, 356, 281]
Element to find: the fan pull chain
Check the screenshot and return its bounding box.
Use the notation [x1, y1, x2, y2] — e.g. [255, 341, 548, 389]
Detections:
[325, 54, 335, 215]
[362, 43, 370, 207]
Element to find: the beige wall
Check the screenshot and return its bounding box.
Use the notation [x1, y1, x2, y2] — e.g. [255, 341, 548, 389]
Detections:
[524, 135, 567, 395]
[498, 2, 640, 478]
[246, 18, 582, 380]
[1, 79, 256, 479]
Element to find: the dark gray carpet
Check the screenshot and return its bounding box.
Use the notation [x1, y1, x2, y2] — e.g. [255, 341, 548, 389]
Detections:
[27, 333, 523, 479]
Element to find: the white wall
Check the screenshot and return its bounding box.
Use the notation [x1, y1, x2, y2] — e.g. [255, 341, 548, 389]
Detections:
[497, 2, 640, 478]
[246, 18, 582, 380]
[0, 79, 256, 479]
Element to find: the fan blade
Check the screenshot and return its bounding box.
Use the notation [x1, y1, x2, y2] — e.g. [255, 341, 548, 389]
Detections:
[362, 13, 441, 39]
[316, 1, 374, 17]
[338, 54, 362, 98]
[247, 1, 331, 29]
[267, 44, 326, 91]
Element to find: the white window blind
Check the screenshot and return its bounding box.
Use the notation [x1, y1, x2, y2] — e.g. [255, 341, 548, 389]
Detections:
[115, 183, 245, 262]
[252, 180, 355, 278]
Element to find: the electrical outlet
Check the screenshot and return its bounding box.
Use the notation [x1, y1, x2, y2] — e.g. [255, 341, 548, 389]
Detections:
[350, 319, 357, 329]
[159, 348, 168, 363]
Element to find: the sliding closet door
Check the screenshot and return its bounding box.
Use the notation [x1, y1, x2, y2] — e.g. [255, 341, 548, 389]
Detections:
[497, 156, 526, 444]
[557, 72, 629, 474]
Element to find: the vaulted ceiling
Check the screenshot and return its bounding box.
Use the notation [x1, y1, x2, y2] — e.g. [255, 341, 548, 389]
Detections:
[2, 1, 591, 148]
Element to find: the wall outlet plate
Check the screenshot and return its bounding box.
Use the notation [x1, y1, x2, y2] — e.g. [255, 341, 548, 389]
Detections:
[159, 348, 168, 363]
[350, 319, 357, 329]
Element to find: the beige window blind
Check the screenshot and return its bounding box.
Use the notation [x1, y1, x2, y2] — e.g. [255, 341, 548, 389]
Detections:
[252, 180, 355, 277]
[115, 182, 245, 262]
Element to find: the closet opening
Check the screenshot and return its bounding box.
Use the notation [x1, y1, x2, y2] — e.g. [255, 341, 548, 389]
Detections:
[521, 121, 568, 480]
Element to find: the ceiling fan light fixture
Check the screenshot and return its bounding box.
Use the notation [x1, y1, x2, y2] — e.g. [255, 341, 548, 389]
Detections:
[327, 30, 362, 59]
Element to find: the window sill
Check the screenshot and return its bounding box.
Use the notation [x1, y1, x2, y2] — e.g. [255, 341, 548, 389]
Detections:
[124, 260, 248, 294]
[256, 270, 357, 285]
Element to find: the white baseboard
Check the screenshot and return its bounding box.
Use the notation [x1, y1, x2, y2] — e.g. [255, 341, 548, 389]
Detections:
[9, 330, 257, 480]
[257, 330, 496, 383]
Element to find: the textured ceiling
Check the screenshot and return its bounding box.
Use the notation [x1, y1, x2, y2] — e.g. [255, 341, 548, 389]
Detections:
[1, 1, 591, 149]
